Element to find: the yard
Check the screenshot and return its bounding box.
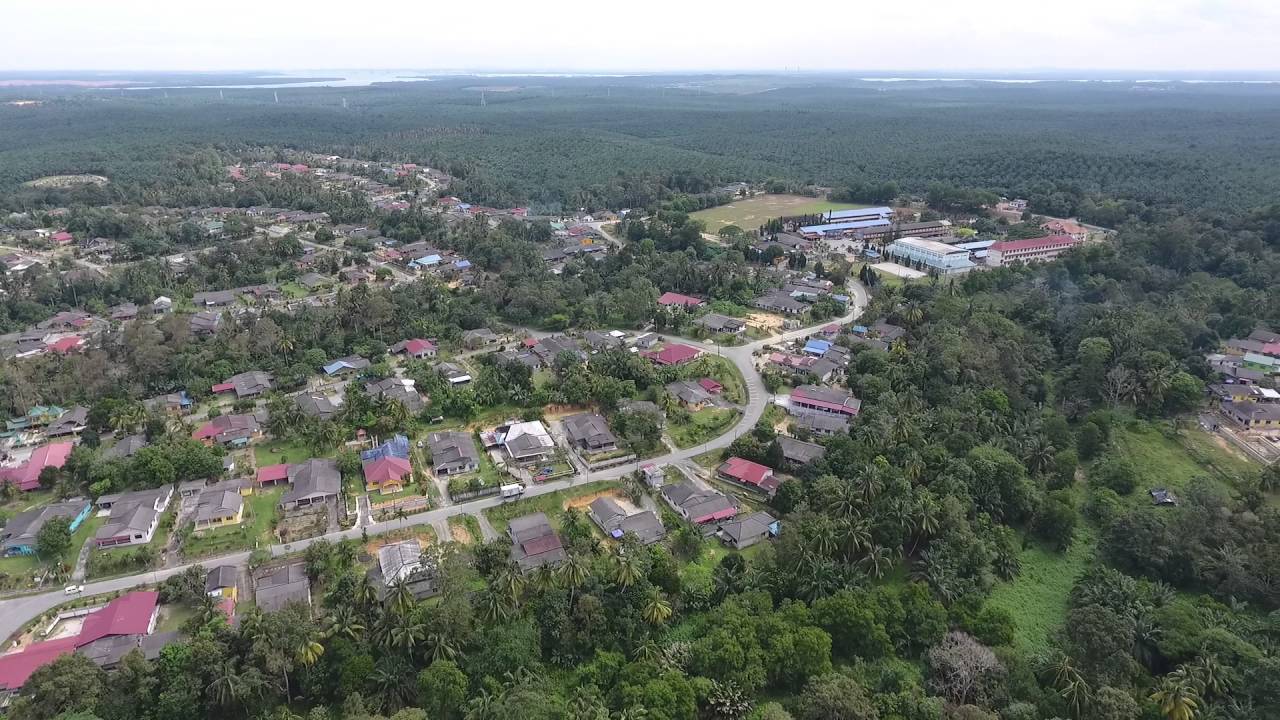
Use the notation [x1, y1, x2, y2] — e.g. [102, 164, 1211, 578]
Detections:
[254, 440, 317, 467]
[690, 194, 866, 234]
[668, 407, 740, 449]
[447, 515, 482, 544]
[280, 282, 310, 299]
[0, 514, 106, 591]
[182, 487, 283, 559]
[1108, 421, 1252, 506]
[483, 480, 619, 529]
[985, 528, 1097, 653]
[679, 354, 747, 404]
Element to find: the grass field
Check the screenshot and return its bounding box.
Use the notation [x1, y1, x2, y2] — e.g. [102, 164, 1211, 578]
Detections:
[691, 194, 866, 234]
[1109, 422, 1251, 504]
[669, 408, 740, 449]
[986, 529, 1096, 652]
[483, 480, 619, 529]
[254, 440, 315, 467]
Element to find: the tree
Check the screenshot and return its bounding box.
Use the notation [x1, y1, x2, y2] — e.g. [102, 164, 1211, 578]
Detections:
[8, 653, 106, 720]
[926, 632, 1005, 707]
[642, 590, 674, 626]
[36, 516, 73, 561]
[1149, 669, 1200, 720]
[793, 673, 878, 720]
[418, 660, 467, 720]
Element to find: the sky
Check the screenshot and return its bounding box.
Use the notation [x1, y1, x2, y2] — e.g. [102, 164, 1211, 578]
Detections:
[3, 0, 1280, 74]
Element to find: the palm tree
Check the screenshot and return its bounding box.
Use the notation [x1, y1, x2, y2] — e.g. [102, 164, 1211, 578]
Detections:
[809, 519, 839, 558]
[207, 659, 250, 710]
[388, 578, 415, 615]
[642, 591, 673, 626]
[633, 639, 662, 663]
[353, 575, 379, 610]
[110, 402, 147, 434]
[479, 587, 513, 623]
[388, 615, 425, 656]
[295, 634, 325, 668]
[1188, 655, 1231, 699]
[277, 336, 296, 356]
[558, 552, 591, 604]
[858, 545, 893, 579]
[612, 548, 643, 589]
[494, 567, 526, 609]
[325, 606, 366, 641]
[530, 564, 557, 594]
[909, 494, 941, 556]
[424, 632, 461, 663]
[1150, 670, 1201, 720]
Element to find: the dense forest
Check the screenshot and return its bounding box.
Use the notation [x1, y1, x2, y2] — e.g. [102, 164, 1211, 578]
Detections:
[4, 76, 1280, 720]
[3, 76, 1280, 215]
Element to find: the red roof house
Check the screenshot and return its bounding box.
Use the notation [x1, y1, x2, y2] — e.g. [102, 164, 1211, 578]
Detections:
[698, 378, 724, 394]
[50, 231, 74, 244]
[0, 591, 158, 692]
[256, 463, 290, 486]
[363, 456, 412, 493]
[211, 382, 236, 394]
[0, 442, 74, 491]
[46, 336, 85, 354]
[642, 343, 701, 366]
[717, 457, 779, 494]
[657, 292, 706, 308]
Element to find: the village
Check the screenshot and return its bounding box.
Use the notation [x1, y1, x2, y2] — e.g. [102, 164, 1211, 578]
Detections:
[0, 158, 1275, 711]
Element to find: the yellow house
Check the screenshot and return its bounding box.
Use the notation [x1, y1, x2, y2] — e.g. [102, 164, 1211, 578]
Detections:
[194, 490, 245, 532]
[205, 566, 239, 602]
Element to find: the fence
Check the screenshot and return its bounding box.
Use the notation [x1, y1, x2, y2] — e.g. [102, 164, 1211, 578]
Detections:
[585, 454, 638, 472]
[451, 485, 501, 502]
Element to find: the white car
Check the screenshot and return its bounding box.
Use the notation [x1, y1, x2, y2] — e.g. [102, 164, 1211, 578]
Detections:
[63, 584, 84, 595]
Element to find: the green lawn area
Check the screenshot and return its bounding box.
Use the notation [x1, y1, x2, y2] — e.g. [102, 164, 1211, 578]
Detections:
[1108, 421, 1250, 505]
[681, 355, 747, 404]
[280, 282, 309, 299]
[484, 480, 619, 529]
[532, 369, 555, 389]
[986, 528, 1097, 653]
[254, 440, 316, 467]
[690, 194, 866, 234]
[155, 604, 196, 633]
[668, 408, 740, 449]
[855, 262, 907, 289]
[0, 489, 55, 516]
[183, 487, 283, 559]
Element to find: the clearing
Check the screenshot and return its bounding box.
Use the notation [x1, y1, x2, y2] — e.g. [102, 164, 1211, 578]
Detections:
[23, 174, 109, 188]
[986, 528, 1096, 653]
[691, 194, 865, 233]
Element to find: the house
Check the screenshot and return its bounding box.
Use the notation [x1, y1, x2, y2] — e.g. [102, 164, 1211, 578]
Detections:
[365, 378, 425, 413]
[279, 459, 341, 511]
[715, 511, 779, 550]
[362, 435, 413, 493]
[102, 433, 148, 460]
[657, 292, 706, 309]
[151, 296, 173, 314]
[177, 479, 207, 498]
[371, 540, 440, 599]
[390, 338, 437, 359]
[254, 562, 311, 612]
[434, 362, 472, 385]
[641, 463, 665, 488]
[642, 343, 701, 366]
[206, 565, 239, 601]
[109, 303, 138, 322]
[508, 513, 566, 572]
[531, 335, 586, 366]
[619, 400, 665, 424]
[1041, 219, 1089, 242]
[583, 330, 626, 353]
[296, 393, 340, 421]
[297, 272, 330, 291]
[323, 355, 370, 376]
[788, 385, 861, 419]
[213, 371, 273, 399]
[501, 421, 556, 463]
[193, 290, 239, 307]
[256, 463, 290, 487]
[463, 328, 499, 349]
[194, 489, 244, 531]
[986, 234, 1083, 267]
[633, 333, 661, 349]
[190, 310, 222, 335]
[587, 496, 665, 544]
[1150, 488, 1179, 506]
[45, 406, 88, 437]
[94, 487, 172, 548]
[660, 482, 738, 525]
[0, 591, 159, 695]
[46, 336, 85, 355]
[192, 414, 261, 447]
[753, 293, 809, 315]
[666, 379, 716, 409]
[793, 413, 849, 436]
[0, 442, 75, 491]
[696, 314, 746, 335]
[776, 436, 826, 466]
[562, 413, 618, 454]
[1, 500, 92, 556]
[717, 457, 779, 495]
[1220, 401, 1280, 437]
[427, 431, 480, 476]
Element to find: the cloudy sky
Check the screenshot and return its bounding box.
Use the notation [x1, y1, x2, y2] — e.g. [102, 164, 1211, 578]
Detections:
[3, 0, 1279, 74]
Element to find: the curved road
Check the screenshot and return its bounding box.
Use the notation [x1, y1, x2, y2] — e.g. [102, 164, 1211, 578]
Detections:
[0, 281, 868, 642]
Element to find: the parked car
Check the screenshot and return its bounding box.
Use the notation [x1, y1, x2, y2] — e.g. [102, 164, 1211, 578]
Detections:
[64, 584, 84, 595]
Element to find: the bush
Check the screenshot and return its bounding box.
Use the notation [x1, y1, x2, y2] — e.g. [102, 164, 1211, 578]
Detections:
[1091, 456, 1138, 495]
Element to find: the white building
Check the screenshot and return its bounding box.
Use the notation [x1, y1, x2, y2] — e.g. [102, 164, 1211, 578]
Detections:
[885, 237, 975, 275]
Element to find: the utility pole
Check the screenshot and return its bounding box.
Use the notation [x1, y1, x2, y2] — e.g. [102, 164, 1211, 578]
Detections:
[274, 91, 279, 104]
[219, 89, 224, 101]
[480, 91, 486, 107]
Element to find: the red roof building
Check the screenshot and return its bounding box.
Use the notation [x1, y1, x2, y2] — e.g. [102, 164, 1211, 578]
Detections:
[363, 456, 412, 492]
[642, 343, 701, 366]
[789, 385, 862, 418]
[986, 234, 1083, 267]
[46, 336, 84, 354]
[657, 292, 705, 308]
[50, 231, 74, 244]
[0, 442, 74, 491]
[256, 463, 290, 486]
[210, 382, 235, 394]
[698, 378, 724, 394]
[0, 591, 158, 692]
[717, 457, 779, 494]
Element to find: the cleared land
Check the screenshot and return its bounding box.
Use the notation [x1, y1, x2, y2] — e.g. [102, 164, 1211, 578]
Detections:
[691, 194, 865, 233]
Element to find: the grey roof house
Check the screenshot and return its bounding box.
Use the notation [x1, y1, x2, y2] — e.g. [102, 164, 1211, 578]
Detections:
[716, 511, 779, 550]
[587, 497, 665, 545]
[508, 512, 566, 572]
[253, 562, 312, 612]
[280, 459, 341, 511]
[562, 413, 618, 453]
[427, 431, 481, 476]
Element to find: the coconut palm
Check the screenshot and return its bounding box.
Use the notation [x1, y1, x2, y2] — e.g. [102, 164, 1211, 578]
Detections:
[494, 567, 526, 608]
[530, 563, 557, 593]
[325, 606, 366, 641]
[295, 634, 325, 668]
[858, 545, 894, 579]
[612, 548, 643, 589]
[388, 577, 415, 615]
[1150, 669, 1201, 720]
[388, 615, 425, 656]
[558, 552, 592, 603]
[642, 591, 673, 626]
[479, 587, 513, 623]
[424, 631, 462, 663]
[1188, 654, 1231, 699]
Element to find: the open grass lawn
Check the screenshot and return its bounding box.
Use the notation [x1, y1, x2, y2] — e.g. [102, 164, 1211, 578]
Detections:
[986, 527, 1097, 653]
[254, 440, 316, 467]
[668, 408, 740, 449]
[684, 355, 747, 404]
[280, 282, 309, 299]
[155, 604, 195, 633]
[0, 488, 55, 516]
[691, 194, 866, 234]
[484, 480, 619, 528]
[183, 487, 283, 559]
[1109, 421, 1250, 505]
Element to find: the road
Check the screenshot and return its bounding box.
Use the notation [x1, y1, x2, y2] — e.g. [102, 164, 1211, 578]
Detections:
[0, 281, 868, 643]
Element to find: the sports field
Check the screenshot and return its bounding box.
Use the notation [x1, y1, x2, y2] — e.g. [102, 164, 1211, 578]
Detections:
[691, 194, 867, 233]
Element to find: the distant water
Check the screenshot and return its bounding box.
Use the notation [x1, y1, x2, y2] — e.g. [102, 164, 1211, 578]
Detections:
[126, 71, 435, 90]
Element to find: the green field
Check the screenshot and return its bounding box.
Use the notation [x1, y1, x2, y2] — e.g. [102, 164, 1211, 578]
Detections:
[986, 529, 1097, 652]
[691, 194, 866, 234]
[483, 480, 619, 529]
[254, 440, 316, 467]
[1109, 422, 1252, 504]
[669, 407, 740, 449]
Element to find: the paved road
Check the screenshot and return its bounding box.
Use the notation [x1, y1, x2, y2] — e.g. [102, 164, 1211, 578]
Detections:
[0, 281, 867, 643]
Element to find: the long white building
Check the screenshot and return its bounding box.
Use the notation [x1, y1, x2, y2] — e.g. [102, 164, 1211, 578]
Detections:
[885, 237, 976, 275]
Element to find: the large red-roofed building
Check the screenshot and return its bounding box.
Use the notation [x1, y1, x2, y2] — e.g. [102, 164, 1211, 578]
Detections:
[788, 385, 861, 419]
[657, 292, 705, 309]
[986, 234, 1082, 267]
[717, 457, 779, 495]
[0, 442, 74, 491]
[642, 343, 701, 366]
